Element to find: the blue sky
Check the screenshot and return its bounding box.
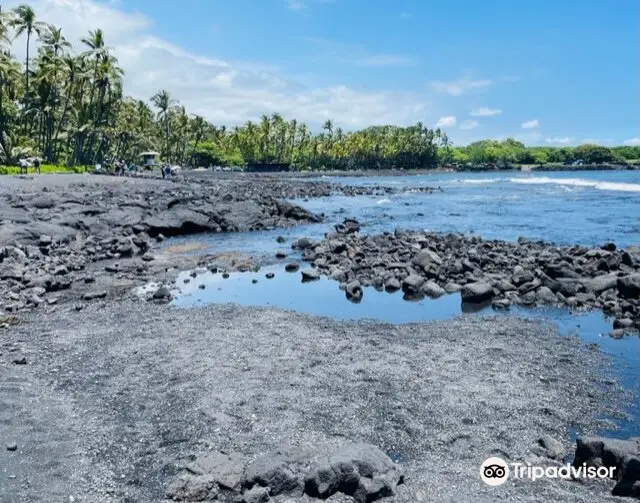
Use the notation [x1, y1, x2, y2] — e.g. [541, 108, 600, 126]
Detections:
[8, 0, 640, 145]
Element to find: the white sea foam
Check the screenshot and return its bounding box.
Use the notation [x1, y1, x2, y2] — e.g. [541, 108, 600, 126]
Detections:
[456, 178, 504, 184]
[376, 198, 392, 205]
[509, 176, 640, 193]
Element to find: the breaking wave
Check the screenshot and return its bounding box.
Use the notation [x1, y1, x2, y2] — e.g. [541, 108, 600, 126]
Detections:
[509, 176, 640, 193]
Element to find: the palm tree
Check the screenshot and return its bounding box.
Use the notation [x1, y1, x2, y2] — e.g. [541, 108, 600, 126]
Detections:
[10, 4, 46, 98]
[0, 6, 12, 52]
[41, 25, 71, 57]
[151, 89, 174, 162]
[188, 114, 206, 166]
[0, 52, 21, 136]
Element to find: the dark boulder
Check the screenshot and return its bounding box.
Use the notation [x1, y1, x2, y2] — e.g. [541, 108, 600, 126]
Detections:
[535, 286, 557, 304]
[402, 274, 424, 294]
[618, 274, 640, 299]
[422, 281, 446, 298]
[292, 237, 314, 250]
[345, 281, 363, 302]
[384, 277, 401, 293]
[304, 443, 403, 503]
[153, 286, 172, 300]
[411, 249, 442, 271]
[461, 281, 495, 303]
[335, 218, 361, 235]
[301, 268, 320, 282]
[443, 282, 461, 293]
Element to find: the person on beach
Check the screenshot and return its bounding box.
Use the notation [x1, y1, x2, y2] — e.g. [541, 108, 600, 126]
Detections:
[19, 158, 29, 175]
[33, 157, 41, 174]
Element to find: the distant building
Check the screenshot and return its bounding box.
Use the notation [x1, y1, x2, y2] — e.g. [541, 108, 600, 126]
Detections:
[246, 162, 291, 173]
[139, 151, 160, 169]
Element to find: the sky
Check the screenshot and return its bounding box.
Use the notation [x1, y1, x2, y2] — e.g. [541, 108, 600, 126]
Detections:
[4, 0, 640, 146]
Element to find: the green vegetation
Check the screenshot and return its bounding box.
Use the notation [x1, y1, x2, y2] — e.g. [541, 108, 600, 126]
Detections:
[0, 164, 83, 174]
[0, 4, 637, 172]
[448, 140, 640, 169]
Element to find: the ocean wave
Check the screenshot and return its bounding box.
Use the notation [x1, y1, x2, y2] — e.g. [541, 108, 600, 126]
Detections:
[376, 198, 392, 205]
[455, 178, 504, 184]
[509, 176, 640, 193]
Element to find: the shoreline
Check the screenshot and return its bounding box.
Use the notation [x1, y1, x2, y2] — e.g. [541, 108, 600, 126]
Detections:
[0, 171, 638, 502]
[0, 301, 626, 502]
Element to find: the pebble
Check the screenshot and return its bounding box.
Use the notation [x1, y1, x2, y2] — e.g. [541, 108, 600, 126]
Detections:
[6, 443, 18, 451]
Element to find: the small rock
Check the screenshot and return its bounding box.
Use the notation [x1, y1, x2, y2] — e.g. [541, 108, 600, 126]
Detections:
[292, 237, 314, 250]
[222, 273, 230, 279]
[153, 286, 172, 299]
[11, 356, 27, 365]
[275, 251, 287, 259]
[402, 274, 424, 294]
[443, 282, 462, 293]
[285, 263, 300, 273]
[384, 277, 401, 292]
[265, 272, 275, 279]
[6, 443, 17, 451]
[39, 235, 53, 246]
[329, 268, 347, 283]
[301, 268, 320, 281]
[345, 281, 363, 302]
[198, 284, 206, 290]
[276, 236, 286, 243]
[613, 318, 634, 329]
[492, 298, 511, 309]
[252, 279, 258, 284]
[536, 286, 557, 304]
[242, 487, 270, 503]
[422, 281, 446, 298]
[83, 291, 107, 301]
[532, 435, 564, 459]
[461, 281, 495, 304]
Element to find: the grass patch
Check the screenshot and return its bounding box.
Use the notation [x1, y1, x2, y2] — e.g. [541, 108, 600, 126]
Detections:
[0, 164, 87, 175]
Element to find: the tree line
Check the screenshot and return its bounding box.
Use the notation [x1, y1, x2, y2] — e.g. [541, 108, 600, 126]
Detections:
[1, 4, 637, 171]
[449, 139, 640, 168]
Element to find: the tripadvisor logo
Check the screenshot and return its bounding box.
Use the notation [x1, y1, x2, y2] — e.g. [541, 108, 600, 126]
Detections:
[480, 457, 509, 486]
[480, 457, 616, 485]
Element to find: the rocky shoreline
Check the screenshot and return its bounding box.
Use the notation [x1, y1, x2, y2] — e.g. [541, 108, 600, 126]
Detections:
[295, 219, 640, 334]
[0, 174, 445, 314]
[1, 174, 639, 502]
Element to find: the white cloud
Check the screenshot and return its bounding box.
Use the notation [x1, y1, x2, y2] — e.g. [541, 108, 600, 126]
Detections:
[287, 0, 335, 11]
[521, 119, 539, 129]
[429, 74, 492, 96]
[5, 0, 430, 130]
[470, 107, 502, 117]
[624, 137, 640, 146]
[435, 116, 457, 128]
[545, 137, 573, 144]
[459, 119, 479, 130]
[287, 0, 306, 10]
[355, 55, 416, 67]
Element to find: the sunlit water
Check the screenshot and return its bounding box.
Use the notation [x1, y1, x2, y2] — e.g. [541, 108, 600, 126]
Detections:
[163, 170, 640, 437]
